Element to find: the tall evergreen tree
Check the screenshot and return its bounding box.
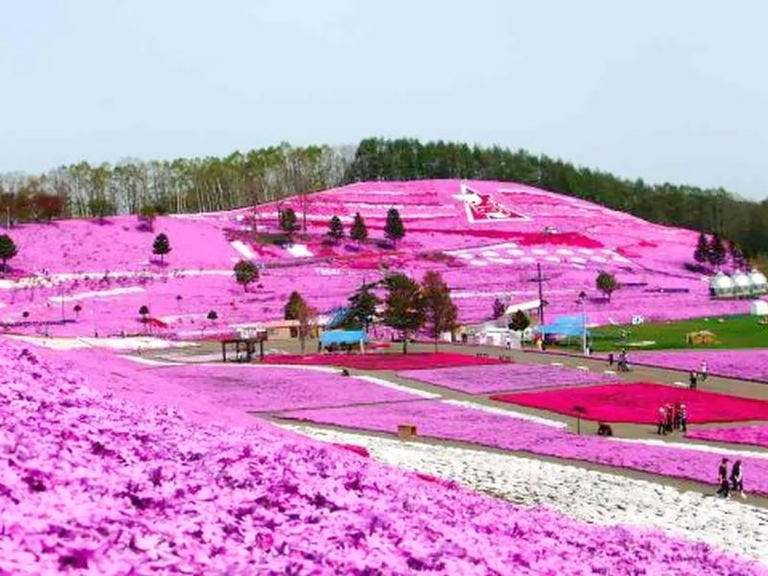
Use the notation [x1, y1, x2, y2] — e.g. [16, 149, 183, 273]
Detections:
[283, 290, 314, 352]
[693, 232, 711, 265]
[708, 234, 726, 269]
[421, 271, 458, 351]
[382, 273, 425, 354]
[491, 298, 506, 320]
[0, 234, 18, 272]
[152, 233, 171, 263]
[328, 215, 344, 242]
[730, 243, 748, 271]
[284, 290, 307, 320]
[345, 282, 380, 330]
[279, 208, 299, 242]
[350, 212, 368, 246]
[384, 207, 405, 247]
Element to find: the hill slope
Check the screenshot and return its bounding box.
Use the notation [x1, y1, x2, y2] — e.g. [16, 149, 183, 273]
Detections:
[0, 180, 752, 338]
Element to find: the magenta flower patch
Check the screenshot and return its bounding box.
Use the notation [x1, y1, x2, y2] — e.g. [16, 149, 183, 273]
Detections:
[2, 340, 766, 574]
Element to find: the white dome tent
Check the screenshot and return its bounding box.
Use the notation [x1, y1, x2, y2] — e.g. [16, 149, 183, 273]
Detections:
[709, 272, 734, 297]
[731, 272, 751, 296]
[749, 270, 768, 294]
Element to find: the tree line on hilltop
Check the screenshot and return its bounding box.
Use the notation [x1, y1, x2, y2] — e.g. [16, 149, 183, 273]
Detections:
[1, 137, 766, 256]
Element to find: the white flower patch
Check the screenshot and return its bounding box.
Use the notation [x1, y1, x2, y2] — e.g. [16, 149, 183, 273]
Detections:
[544, 256, 561, 263]
[481, 251, 500, 258]
[469, 260, 488, 267]
[7, 335, 196, 351]
[570, 256, 587, 264]
[531, 249, 549, 255]
[486, 257, 515, 265]
[286, 244, 313, 258]
[230, 240, 256, 260]
[506, 249, 525, 256]
[48, 286, 145, 303]
[613, 437, 768, 460]
[590, 256, 608, 263]
[282, 424, 768, 567]
[316, 268, 343, 276]
[355, 375, 441, 399]
[520, 256, 536, 263]
[556, 249, 574, 256]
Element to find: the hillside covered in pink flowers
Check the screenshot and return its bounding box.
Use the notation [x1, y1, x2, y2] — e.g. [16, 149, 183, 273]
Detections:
[2, 339, 767, 575]
[1, 180, 756, 338]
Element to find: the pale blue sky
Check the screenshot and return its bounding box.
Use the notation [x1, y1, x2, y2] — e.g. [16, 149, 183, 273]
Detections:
[1, 1, 766, 199]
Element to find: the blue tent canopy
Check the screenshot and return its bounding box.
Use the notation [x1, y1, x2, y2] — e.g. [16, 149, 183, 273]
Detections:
[320, 330, 368, 346]
[534, 314, 589, 337]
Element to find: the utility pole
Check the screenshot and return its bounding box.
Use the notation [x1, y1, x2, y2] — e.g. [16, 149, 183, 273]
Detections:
[536, 263, 545, 326]
[579, 291, 587, 356]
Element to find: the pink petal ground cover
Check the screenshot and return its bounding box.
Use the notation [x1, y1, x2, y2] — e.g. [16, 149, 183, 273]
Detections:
[262, 351, 503, 371]
[398, 363, 617, 394]
[280, 400, 768, 497]
[631, 350, 768, 383]
[1, 180, 754, 341]
[146, 364, 421, 412]
[687, 425, 768, 449]
[491, 383, 768, 424]
[4, 344, 765, 574]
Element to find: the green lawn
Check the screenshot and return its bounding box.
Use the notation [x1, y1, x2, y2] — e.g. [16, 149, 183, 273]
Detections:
[560, 315, 768, 352]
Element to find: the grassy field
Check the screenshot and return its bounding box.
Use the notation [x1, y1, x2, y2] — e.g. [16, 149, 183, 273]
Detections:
[562, 314, 768, 352]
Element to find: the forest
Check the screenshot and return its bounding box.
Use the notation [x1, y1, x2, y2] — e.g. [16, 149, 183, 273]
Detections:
[1, 137, 766, 256]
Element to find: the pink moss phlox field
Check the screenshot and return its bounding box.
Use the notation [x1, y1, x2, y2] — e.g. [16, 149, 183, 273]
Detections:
[262, 352, 503, 371]
[631, 350, 768, 383]
[491, 382, 768, 424]
[280, 400, 768, 497]
[687, 425, 768, 449]
[1, 180, 755, 339]
[151, 364, 421, 412]
[4, 344, 766, 574]
[398, 363, 617, 394]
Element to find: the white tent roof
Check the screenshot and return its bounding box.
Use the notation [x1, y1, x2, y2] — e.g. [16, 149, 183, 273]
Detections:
[505, 299, 541, 315]
[710, 273, 734, 290]
[749, 269, 767, 287]
[733, 272, 751, 288]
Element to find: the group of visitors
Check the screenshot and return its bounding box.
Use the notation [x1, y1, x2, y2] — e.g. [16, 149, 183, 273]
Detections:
[688, 361, 708, 389]
[608, 349, 630, 372]
[717, 458, 745, 499]
[656, 402, 687, 434]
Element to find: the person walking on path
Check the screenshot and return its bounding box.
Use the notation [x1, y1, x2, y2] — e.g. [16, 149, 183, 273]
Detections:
[679, 403, 688, 432]
[700, 361, 708, 383]
[689, 370, 698, 390]
[731, 460, 745, 499]
[717, 458, 730, 498]
[608, 352, 614, 367]
[656, 406, 667, 435]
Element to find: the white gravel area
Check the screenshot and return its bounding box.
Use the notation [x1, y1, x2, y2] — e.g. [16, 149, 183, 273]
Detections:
[279, 423, 768, 567]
